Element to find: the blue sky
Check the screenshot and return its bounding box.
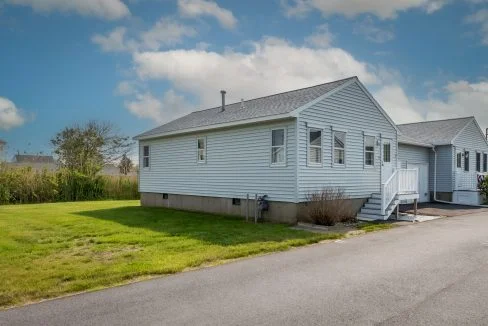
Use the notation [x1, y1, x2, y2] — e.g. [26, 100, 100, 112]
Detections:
[1, 0, 488, 158]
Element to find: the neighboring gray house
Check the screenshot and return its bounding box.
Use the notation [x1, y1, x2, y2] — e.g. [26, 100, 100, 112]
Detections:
[135, 77, 420, 223]
[9, 154, 58, 171]
[397, 117, 488, 205]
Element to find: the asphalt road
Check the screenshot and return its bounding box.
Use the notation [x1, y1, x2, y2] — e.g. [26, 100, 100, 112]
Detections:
[2, 213, 488, 326]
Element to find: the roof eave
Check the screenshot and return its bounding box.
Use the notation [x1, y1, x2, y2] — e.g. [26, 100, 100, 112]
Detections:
[133, 114, 295, 141]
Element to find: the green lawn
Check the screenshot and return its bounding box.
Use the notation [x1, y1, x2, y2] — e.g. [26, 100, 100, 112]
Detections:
[0, 201, 342, 308]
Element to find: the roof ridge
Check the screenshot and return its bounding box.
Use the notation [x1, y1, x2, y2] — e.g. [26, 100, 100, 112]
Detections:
[398, 116, 474, 126]
[188, 76, 357, 114]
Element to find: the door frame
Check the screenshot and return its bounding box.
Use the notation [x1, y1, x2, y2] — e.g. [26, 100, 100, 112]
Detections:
[381, 138, 394, 183]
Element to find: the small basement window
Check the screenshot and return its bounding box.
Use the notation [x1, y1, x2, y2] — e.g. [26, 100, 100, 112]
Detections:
[364, 136, 375, 166]
[142, 145, 150, 168]
[333, 131, 346, 165]
[457, 152, 462, 169]
[464, 151, 470, 172]
[197, 137, 206, 163]
[232, 198, 241, 206]
[477, 152, 481, 172]
[162, 193, 168, 199]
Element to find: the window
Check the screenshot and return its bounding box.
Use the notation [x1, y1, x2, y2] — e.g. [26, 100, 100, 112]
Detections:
[271, 129, 286, 165]
[476, 152, 481, 172]
[364, 136, 375, 166]
[333, 131, 346, 165]
[464, 151, 470, 172]
[383, 142, 391, 163]
[456, 152, 462, 169]
[162, 193, 169, 199]
[142, 145, 150, 168]
[308, 129, 322, 165]
[197, 137, 206, 163]
[232, 198, 241, 206]
[484, 153, 487, 172]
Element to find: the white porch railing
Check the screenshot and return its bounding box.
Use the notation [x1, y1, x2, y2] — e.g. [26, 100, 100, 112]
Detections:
[381, 169, 419, 215]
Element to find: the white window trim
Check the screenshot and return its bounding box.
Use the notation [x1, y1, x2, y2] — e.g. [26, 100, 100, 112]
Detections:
[307, 127, 323, 167]
[197, 137, 207, 164]
[142, 145, 150, 170]
[364, 135, 376, 168]
[332, 130, 346, 167]
[270, 128, 287, 167]
[456, 152, 462, 169]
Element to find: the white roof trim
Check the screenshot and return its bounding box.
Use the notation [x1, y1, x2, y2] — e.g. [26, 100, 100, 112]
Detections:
[134, 114, 294, 140]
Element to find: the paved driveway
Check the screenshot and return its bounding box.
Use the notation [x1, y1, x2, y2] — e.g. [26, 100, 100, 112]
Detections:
[2, 212, 488, 326]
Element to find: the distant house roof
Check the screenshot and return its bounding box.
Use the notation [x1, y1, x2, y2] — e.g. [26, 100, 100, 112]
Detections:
[13, 154, 56, 164]
[135, 77, 360, 140]
[397, 117, 474, 146]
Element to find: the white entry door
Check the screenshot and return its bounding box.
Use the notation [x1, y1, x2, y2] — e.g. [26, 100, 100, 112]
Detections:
[381, 139, 394, 183]
[407, 163, 430, 202]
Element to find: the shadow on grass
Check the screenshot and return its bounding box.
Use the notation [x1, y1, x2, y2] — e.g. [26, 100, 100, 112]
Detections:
[75, 206, 325, 246]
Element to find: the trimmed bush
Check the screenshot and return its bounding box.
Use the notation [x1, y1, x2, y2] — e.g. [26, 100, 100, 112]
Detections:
[306, 188, 355, 226]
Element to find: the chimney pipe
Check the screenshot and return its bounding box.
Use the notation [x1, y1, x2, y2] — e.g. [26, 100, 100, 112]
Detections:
[220, 90, 226, 112]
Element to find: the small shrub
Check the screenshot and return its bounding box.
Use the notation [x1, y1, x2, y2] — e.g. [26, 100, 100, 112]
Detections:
[479, 177, 488, 204]
[306, 188, 354, 226]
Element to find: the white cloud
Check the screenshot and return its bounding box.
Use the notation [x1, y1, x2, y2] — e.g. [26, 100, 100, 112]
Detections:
[125, 90, 190, 123]
[281, 0, 447, 19]
[5, 0, 130, 20]
[178, 0, 237, 29]
[466, 9, 488, 45]
[374, 80, 488, 128]
[0, 97, 26, 131]
[140, 17, 197, 50]
[92, 27, 131, 52]
[305, 24, 334, 48]
[354, 16, 395, 43]
[116, 80, 139, 96]
[133, 37, 379, 108]
[92, 18, 196, 53]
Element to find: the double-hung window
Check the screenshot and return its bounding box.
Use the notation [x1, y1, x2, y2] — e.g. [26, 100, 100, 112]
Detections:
[142, 145, 150, 168]
[484, 153, 487, 172]
[271, 129, 286, 165]
[464, 151, 470, 172]
[364, 136, 375, 166]
[476, 152, 481, 172]
[456, 152, 462, 169]
[333, 131, 346, 165]
[308, 128, 322, 165]
[197, 137, 206, 163]
[383, 142, 391, 163]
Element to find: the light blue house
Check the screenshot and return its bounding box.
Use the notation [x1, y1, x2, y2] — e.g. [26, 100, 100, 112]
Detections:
[135, 76, 424, 223]
[397, 117, 488, 205]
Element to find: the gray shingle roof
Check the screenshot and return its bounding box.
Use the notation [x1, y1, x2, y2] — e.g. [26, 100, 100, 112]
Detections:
[135, 77, 356, 139]
[397, 117, 474, 146]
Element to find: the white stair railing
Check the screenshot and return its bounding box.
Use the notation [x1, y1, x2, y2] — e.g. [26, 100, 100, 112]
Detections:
[381, 169, 419, 216]
[381, 170, 398, 216]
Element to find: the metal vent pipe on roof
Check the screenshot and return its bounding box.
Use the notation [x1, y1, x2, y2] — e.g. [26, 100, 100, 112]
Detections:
[220, 90, 226, 112]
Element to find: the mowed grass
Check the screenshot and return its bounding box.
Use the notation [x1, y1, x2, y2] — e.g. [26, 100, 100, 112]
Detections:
[0, 201, 341, 308]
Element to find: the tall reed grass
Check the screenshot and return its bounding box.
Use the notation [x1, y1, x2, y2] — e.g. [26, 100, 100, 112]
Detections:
[0, 163, 139, 204]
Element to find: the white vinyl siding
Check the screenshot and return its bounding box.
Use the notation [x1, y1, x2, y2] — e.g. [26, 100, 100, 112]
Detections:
[297, 81, 397, 201]
[398, 144, 430, 169]
[139, 121, 297, 202]
[429, 145, 453, 192]
[271, 128, 286, 165]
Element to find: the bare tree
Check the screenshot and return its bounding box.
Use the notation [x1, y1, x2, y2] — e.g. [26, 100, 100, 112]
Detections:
[118, 154, 133, 175]
[51, 121, 133, 175]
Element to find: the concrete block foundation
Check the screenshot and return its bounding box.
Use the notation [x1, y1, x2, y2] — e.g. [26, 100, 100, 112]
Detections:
[141, 192, 367, 225]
